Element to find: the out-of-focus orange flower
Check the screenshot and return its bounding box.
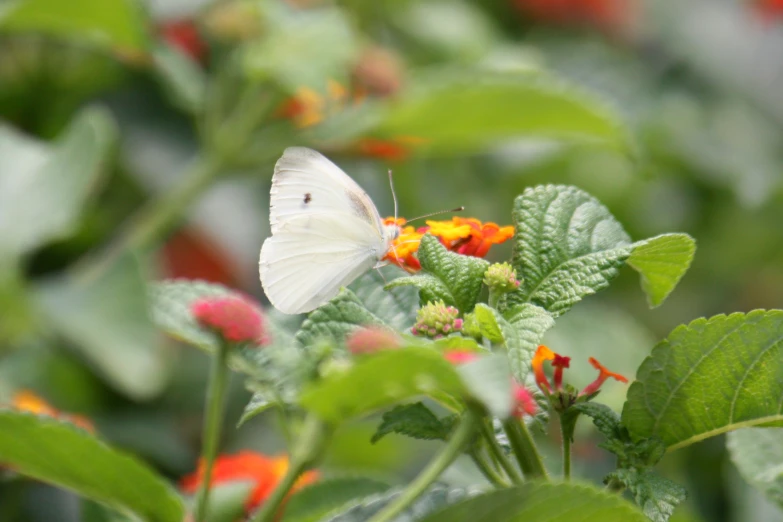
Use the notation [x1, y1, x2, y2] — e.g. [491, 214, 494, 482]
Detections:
[159, 20, 208, 62]
[180, 452, 318, 514]
[383, 217, 514, 272]
[276, 71, 420, 161]
[11, 391, 94, 433]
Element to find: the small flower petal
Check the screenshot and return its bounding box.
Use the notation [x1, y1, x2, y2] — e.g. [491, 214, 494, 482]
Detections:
[532, 345, 556, 393]
[192, 295, 269, 345]
[512, 384, 538, 418]
[580, 357, 628, 396]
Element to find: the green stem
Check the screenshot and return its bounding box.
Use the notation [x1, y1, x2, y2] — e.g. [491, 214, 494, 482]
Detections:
[368, 410, 479, 522]
[502, 418, 548, 480]
[560, 415, 572, 480]
[84, 155, 222, 279]
[478, 420, 522, 484]
[194, 342, 231, 522]
[250, 415, 330, 522]
[469, 450, 510, 488]
[487, 289, 500, 309]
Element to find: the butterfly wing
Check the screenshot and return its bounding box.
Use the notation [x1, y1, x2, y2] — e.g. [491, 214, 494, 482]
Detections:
[269, 147, 385, 235]
[259, 213, 386, 314]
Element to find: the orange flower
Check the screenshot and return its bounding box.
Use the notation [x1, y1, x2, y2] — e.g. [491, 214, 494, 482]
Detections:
[383, 219, 425, 272]
[11, 390, 94, 433]
[581, 357, 629, 396]
[383, 217, 514, 272]
[532, 345, 556, 393]
[276, 80, 347, 128]
[180, 452, 318, 514]
[436, 218, 514, 258]
[532, 346, 627, 398]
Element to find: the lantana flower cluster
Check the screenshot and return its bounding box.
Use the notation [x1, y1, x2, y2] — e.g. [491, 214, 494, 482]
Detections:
[384, 217, 515, 272]
[532, 344, 628, 409]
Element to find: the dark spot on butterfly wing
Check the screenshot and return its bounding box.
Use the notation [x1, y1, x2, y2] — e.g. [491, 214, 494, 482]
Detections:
[303, 193, 312, 204]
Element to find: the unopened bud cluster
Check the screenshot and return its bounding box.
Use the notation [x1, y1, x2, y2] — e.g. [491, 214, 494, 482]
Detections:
[483, 262, 521, 293]
[411, 300, 463, 339]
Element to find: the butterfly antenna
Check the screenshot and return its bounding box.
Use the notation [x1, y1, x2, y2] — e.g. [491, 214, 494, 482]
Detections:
[405, 206, 465, 224]
[388, 169, 398, 221]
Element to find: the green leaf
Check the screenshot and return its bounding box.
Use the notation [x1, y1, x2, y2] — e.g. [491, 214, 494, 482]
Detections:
[370, 402, 456, 444]
[508, 185, 632, 317]
[606, 469, 687, 522]
[322, 485, 477, 522]
[349, 266, 418, 330]
[376, 71, 629, 155]
[627, 234, 696, 308]
[384, 274, 452, 309]
[0, 411, 183, 522]
[473, 303, 554, 383]
[0, 0, 150, 52]
[419, 482, 646, 522]
[622, 310, 783, 451]
[456, 352, 513, 418]
[282, 477, 390, 522]
[204, 482, 255, 522]
[299, 347, 466, 422]
[387, 235, 489, 313]
[295, 289, 387, 348]
[244, 4, 358, 89]
[35, 258, 170, 400]
[0, 107, 116, 261]
[572, 402, 623, 441]
[153, 44, 206, 114]
[728, 427, 783, 508]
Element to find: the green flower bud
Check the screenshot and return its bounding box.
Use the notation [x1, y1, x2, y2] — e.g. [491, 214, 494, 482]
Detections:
[411, 300, 463, 339]
[483, 262, 521, 294]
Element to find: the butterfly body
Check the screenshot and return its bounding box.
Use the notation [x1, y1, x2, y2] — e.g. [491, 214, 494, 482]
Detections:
[259, 147, 399, 314]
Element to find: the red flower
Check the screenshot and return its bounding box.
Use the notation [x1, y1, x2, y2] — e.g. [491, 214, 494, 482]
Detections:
[192, 295, 269, 345]
[345, 326, 401, 354]
[158, 20, 208, 62]
[443, 350, 479, 365]
[180, 452, 318, 514]
[512, 384, 537, 418]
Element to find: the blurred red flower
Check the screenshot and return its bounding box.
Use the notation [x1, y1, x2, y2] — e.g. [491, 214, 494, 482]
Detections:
[180, 452, 318, 514]
[192, 294, 270, 345]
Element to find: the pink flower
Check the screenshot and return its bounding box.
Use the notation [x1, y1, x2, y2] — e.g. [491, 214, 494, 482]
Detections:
[192, 295, 269, 345]
[443, 350, 479, 365]
[345, 327, 401, 354]
[512, 384, 537, 418]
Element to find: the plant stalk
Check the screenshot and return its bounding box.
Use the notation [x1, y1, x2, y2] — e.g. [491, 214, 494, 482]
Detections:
[194, 342, 231, 522]
[250, 415, 330, 522]
[560, 415, 572, 480]
[469, 450, 510, 488]
[368, 409, 479, 522]
[478, 420, 522, 484]
[84, 155, 222, 280]
[502, 418, 548, 480]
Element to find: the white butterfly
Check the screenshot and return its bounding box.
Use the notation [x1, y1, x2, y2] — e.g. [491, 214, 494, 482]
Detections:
[259, 147, 401, 314]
